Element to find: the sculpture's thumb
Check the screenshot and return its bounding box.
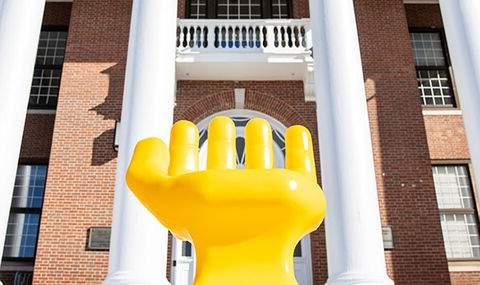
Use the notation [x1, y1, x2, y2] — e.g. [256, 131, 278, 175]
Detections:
[126, 137, 170, 205]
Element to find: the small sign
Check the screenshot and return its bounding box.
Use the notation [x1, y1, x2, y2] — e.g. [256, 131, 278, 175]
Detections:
[382, 225, 394, 249]
[88, 227, 111, 250]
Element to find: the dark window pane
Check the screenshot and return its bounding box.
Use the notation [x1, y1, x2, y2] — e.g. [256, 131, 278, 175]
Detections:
[271, 0, 290, 19]
[294, 241, 302, 257]
[182, 241, 192, 257]
[416, 69, 453, 107]
[29, 68, 61, 109]
[188, 0, 207, 19]
[217, 0, 262, 19]
[35, 31, 68, 66]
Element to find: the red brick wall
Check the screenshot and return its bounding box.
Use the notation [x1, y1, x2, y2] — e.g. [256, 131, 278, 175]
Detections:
[355, 0, 450, 283]
[294, 0, 310, 18]
[405, 4, 443, 28]
[42, 2, 72, 27]
[175, 80, 328, 283]
[451, 272, 480, 285]
[178, 0, 185, 18]
[19, 114, 56, 163]
[31, 0, 130, 284]
[424, 115, 470, 160]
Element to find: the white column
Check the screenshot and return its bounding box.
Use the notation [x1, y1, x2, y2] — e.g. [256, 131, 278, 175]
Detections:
[308, 0, 393, 284]
[439, 0, 480, 195]
[103, 0, 177, 284]
[0, 0, 45, 271]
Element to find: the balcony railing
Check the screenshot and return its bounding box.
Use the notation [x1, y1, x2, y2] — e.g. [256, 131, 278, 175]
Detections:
[177, 19, 312, 54]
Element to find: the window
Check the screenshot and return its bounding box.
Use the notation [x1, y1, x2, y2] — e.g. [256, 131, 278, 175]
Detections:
[188, 0, 207, 19]
[271, 0, 290, 19]
[186, 0, 291, 19]
[217, 0, 262, 19]
[432, 165, 480, 259]
[29, 29, 68, 110]
[2, 165, 47, 260]
[410, 31, 455, 107]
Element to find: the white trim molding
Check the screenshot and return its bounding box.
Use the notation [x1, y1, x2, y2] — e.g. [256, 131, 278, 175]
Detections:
[422, 108, 463, 116]
[27, 109, 56, 115]
[404, 0, 439, 4]
[448, 261, 480, 272]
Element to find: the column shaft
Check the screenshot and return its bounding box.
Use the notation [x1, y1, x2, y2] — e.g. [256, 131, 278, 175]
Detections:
[439, 0, 480, 195]
[308, 0, 393, 284]
[0, 0, 45, 266]
[103, 0, 178, 284]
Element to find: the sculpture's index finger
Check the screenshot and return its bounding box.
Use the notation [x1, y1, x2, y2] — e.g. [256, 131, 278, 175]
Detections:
[207, 116, 237, 170]
[285, 125, 317, 182]
[169, 120, 199, 176]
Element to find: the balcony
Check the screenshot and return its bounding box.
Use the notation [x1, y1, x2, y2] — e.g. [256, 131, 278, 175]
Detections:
[176, 19, 315, 100]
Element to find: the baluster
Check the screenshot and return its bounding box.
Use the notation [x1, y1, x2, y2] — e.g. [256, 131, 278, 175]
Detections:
[191, 26, 196, 48]
[221, 26, 226, 48]
[255, 26, 261, 48]
[213, 26, 219, 48]
[274, 26, 279, 48]
[182, 26, 188, 48]
[242, 26, 247, 48]
[203, 26, 208, 48]
[196, 26, 202, 48]
[287, 26, 293, 48]
[189, 26, 195, 48]
[293, 26, 300, 48]
[235, 26, 240, 48]
[176, 26, 181, 48]
[280, 26, 286, 48]
[248, 27, 254, 48]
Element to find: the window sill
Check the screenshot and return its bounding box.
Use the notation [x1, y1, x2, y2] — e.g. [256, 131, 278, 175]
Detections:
[448, 260, 480, 272]
[0, 260, 33, 272]
[422, 108, 462, 116]
[27, 109, 56, 115]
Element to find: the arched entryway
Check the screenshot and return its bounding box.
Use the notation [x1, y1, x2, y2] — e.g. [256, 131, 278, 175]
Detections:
[170, 109, 314, 285]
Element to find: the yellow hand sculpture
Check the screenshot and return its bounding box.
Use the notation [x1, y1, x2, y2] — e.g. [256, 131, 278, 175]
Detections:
[126, 116, 326, 285]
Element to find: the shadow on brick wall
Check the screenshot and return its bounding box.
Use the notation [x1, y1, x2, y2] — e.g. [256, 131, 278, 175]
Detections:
[90, 63, 125, 166]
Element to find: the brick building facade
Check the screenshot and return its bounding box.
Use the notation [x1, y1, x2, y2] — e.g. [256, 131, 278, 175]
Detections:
[1, 0, 479, 284]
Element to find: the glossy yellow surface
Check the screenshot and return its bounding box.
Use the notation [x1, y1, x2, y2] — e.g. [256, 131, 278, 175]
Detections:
[126, 116, 326, 285]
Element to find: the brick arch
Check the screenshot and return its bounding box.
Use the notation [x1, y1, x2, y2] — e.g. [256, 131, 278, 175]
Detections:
[176, 90, 235, 123]
[177, 89, 307, 128]
[244, 90, 308, 127]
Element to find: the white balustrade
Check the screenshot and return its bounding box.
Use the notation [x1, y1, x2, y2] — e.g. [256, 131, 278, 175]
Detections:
[177, 19, 311, 54]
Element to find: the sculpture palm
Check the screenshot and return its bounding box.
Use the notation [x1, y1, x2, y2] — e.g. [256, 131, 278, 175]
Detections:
[126, 116, 326, 285]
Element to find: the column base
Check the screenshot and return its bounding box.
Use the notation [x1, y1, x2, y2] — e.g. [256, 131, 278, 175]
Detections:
[103, 271, 170, 285]
[327, 272, 394, 285]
